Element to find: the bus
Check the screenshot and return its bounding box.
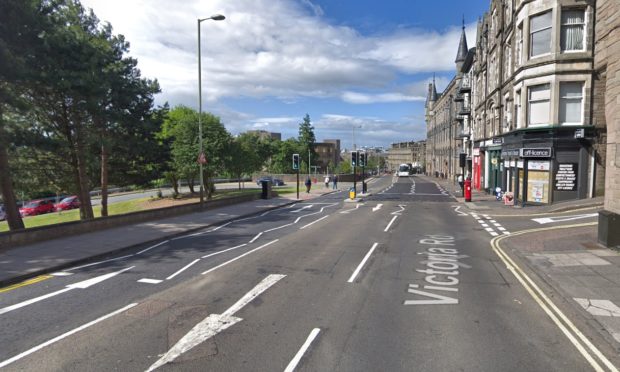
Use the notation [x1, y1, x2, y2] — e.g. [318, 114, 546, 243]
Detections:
[397, 163, 411, 177]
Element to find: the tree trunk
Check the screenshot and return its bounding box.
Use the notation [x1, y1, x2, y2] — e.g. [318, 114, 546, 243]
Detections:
[100, 142, 109, 217]
[171, 174, 179, 197]
[0, 121, 25, 230]
[74, 121, 94, 220]
[188, 178, 195, 194]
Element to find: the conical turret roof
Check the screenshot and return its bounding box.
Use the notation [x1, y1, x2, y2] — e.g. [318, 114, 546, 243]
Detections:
[455, 19, 468, 63]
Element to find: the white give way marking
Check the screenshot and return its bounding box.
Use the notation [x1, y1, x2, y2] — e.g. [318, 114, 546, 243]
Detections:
[147, 274, 285, 371]
[453, 206, 468, 216]
[0, 266, 134, 316]
[372, 204, 383, 212]
[532, 213, 598, 225]
[391, 205, 406, 215]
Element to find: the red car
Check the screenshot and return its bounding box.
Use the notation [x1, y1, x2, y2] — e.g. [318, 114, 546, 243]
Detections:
[54, 196, 80, 211]
[19, 199, 55, 217]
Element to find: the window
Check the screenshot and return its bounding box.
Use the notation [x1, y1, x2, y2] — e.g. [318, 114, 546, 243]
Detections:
[528, 84, 550, 125]
[561, 9, 585, 51]
[504, 44, 512, 81]
[530, 11, 552, 57]
[559, 82, 584, 124]
[516, 24, 523, 66]
[515, 90, 522, 128]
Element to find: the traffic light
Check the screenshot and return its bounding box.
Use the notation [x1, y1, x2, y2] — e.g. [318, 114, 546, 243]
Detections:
[359, 152, 366, 167]
[292, 153, 300, 170]
[351, 151, 358, 167]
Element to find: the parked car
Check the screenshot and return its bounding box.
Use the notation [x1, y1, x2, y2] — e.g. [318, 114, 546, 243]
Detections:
[0, 204, 6, 221]
[55, 195, 80, 211]
[19, 199, 55, 217]
[256, 177, 285, 186]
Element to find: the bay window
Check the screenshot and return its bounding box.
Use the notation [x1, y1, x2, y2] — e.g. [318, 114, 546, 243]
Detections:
[559, 82, 584, 124]
[528, 84, 550, 125]
[561, 9, 585, 51]
[530, 11, 552, 57]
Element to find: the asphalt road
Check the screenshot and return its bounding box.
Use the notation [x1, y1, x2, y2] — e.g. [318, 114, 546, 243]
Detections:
[0, 175, 615, 371]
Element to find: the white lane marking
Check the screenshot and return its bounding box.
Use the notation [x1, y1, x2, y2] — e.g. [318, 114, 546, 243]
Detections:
[492, 230, 618, 372]
[147, 275, 285, 371]
[0, 266, 135, 315]
[66, 266, 134, 289]
[384, 216, 398, 232]
[210, 221, 232, 232]
[294, 216, 302, 223]
[453, 206, 468, 216]
[201, 244, 247, 259]
[284, 328, 321, 372]
[485, 227, 495, 232]
[202, 240, 279, 275]
[138, 278, 163, 284]
[0, 288, 72, 315]
[51, 272, 73, 277]
[372, 204, 383, 212]
[166, 259, 201, 280]
[68, 255, 134, 271]
[0, 303, 138, 369]
[480, 223, 489, 228]
[291, 205, 313, 213]
[391, 205, 405, 216]
[249, 232, 263, 243]
[137, 240, 169, 255]
[532, 213, 599, 225]
[497, 226, 506, 231]
[503, 231, 511, 235]
[490, 232, 499, 237]
[264, 223, 294, 232]
[300, 215, 329, 230]
[348, 243, 379, 283]
[574, 298, 620, 317]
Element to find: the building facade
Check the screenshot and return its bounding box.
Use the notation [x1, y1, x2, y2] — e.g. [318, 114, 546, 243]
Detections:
[595, 0, 620, 247]
[387, 141, 426, 172]
[426, 0, 605, 205]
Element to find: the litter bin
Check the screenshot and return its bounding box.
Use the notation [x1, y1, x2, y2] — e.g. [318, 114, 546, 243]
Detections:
[349, 187, 356, 200]
[260, 180, 272, 199]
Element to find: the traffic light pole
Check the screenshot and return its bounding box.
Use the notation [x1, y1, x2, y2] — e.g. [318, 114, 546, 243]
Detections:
[353, 164, 357, 195]
[296, 168, 300, 200]
[362, 164, 365, 194]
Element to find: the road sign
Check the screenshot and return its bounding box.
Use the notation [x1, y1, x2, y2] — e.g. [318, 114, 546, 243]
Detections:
[197, 152, 207, 164]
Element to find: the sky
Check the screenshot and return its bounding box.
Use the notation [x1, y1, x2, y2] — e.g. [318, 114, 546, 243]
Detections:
[79, 0, 488, 150]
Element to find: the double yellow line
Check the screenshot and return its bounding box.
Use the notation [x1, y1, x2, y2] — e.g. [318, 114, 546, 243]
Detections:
[0, 275, 53, 294]
[491, 222, 617, 371]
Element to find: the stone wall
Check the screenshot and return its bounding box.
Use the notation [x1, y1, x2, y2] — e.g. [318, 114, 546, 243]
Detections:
[596, 0, 620, 213]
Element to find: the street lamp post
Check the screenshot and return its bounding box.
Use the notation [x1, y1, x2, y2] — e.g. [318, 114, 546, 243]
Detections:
[197, 14, 225, 206]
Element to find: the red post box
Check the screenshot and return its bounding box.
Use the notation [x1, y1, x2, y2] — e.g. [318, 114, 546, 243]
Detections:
[464, 178, 472, 202]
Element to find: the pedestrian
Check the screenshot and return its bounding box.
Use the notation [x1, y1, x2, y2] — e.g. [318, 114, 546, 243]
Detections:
[305, 177, 312, 193]
[458, 174, 464, 191]
[324, 175, 330, 188]
[332, 174, 338, 190]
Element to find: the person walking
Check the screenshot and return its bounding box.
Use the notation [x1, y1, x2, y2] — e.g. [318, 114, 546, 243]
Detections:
[332, 174, 338, 190]
[324, 175, 330, 188]
[305, 177, 312, 193]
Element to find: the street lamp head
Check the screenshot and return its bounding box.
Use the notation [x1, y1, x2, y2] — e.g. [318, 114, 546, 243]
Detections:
[210, 14, 225, 21]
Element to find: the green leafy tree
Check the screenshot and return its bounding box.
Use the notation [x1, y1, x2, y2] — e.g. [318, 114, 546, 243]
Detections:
[297, 114, 317, 171]
[269, 138, 302, 174]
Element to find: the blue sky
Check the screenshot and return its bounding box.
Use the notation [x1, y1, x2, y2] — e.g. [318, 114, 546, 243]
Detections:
[80, 0, 488, 149]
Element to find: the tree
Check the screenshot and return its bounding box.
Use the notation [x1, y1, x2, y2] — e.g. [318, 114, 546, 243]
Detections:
[161, 106, 232, 199]
[298, 114, 317, 171]
[269, 138, 303, 174]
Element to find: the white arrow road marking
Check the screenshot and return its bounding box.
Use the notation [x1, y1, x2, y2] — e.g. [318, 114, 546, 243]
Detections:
[532, 213, 599, 225]
[0, 303, 138, 369]
[291, 205, 313, 213]
[284, 328, 321, 372]
[372, 204, 383, 212]
[147, 274, 286, 372]
[0, 266, 134, 315]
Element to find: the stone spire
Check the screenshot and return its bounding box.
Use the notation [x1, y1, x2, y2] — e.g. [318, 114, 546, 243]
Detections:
[426, 74, 438, 108]
[455, 17, 468, 63]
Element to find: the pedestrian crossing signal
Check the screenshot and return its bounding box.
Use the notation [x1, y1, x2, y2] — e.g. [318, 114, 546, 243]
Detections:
[351, 151, 358, 167]
[292, 154, 300, 170]
[359, 152, 366, 167]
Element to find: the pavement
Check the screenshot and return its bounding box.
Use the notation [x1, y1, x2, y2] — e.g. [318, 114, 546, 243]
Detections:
[4, 175, 620, 356]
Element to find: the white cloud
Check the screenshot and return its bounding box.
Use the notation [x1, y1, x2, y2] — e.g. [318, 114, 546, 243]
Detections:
[80, 0, 474, 106]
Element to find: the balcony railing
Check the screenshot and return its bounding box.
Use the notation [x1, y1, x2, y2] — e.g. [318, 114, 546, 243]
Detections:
[459, 75, 471, 92]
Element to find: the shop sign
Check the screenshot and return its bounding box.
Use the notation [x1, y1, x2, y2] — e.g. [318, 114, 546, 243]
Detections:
[555, 163, 578, 191]
[517, 160, 524, 168]
[528, 160, 550, 171]
[492, 138, 504, 144]
[520, 148, 552, 158]
[501, 149, 520, 158]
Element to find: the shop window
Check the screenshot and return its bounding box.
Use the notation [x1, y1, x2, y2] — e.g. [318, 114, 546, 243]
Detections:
[528, 84, 550, 126]
[561, 9, 585, 52]
[530, 11, 552, 57]
[559, 82, 584, 124]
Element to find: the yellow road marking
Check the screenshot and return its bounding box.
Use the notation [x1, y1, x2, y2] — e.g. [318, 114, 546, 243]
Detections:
[492, 222, 617, 372]
[0, 275, 53, 294]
